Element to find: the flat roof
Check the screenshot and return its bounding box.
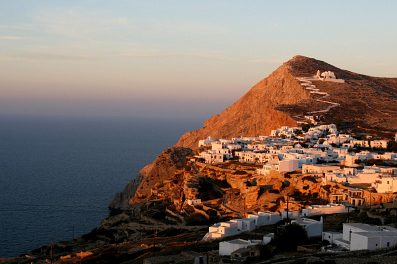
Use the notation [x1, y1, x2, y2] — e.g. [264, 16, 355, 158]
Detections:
[344, 223, 380, 232]
[353, 231, 397, 238]
[223, 239, 251, 245]
[293, 218, 321, 224]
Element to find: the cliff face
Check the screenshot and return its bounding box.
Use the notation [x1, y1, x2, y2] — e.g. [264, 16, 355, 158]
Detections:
[111, 55, 397, 211]
[131, 147, 192, 204]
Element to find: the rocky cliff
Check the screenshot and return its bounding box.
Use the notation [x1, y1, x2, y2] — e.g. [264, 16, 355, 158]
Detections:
[111, 55, 397, 212]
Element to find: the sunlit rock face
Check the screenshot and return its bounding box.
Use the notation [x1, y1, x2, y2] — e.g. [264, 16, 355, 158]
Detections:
[112, 55, 397, 217]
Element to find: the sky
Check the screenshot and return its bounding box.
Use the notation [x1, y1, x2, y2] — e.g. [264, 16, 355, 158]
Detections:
[1, 0, 397, 119]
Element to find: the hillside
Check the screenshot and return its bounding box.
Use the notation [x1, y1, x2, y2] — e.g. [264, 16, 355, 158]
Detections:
[177, 55, 397, 149]
[111, 55, 397, 210]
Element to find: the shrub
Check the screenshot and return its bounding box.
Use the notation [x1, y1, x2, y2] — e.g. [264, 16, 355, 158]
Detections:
[281, 180, 290, 189]
[302, 176, 317, 183]
[276, 224, 308, 251]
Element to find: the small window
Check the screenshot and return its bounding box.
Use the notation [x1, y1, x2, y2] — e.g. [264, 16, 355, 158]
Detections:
[376, 243, 378, 247]
[387, 242, 390, 247]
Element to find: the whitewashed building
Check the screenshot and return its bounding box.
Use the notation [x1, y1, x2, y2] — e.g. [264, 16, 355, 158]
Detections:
[204, 221, 239, 240]
[333, 223, 397, 251]
[291, 217, 323, 238]
[301, 204, 348, 217]
[350, 231, 397, 251]
[322, 231, 343, 244]
[198, 136, 215, 147]
[247, 211, 281, 226]
[257, 159, 299, 175]
[230, 218, 256, 232]
[219, 239, 262, 256]
[372, 176, 397, 193]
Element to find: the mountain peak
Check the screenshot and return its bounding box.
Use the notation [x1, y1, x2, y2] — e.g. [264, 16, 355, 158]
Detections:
[289, 54, 312, 61]
[175, 56, 397, 148]
[283, 55, 349, 79]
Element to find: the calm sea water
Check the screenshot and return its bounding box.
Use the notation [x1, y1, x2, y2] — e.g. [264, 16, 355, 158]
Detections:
[0, 116, 200, 257]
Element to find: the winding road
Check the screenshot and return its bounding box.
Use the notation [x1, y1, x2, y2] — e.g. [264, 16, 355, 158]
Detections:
[295, 77, 341, 123]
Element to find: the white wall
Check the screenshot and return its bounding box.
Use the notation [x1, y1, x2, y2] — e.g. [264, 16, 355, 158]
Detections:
[322, 232, 343, 244]
[219, 241, 247, 256]
[350, 233, 369, 250]
[306, 223, 323, 238]
[279, 159, 299, 172]
[219, 240, 260, 256]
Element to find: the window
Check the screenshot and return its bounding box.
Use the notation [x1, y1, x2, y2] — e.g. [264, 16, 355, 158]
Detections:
[387, 242, 390, 247]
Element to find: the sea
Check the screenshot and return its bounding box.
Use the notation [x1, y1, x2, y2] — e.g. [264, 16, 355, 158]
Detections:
[0, 116, 201, 257]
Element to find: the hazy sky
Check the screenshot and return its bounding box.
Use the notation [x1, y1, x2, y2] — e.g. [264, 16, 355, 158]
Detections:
[1, 0, 397, 119]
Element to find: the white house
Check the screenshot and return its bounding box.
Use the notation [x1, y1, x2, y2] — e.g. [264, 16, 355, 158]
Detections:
[301, 204, 348, 217]
[372, 176, 397, 193]
[316, 70, 345, 83]
[204, 221, 239, 240]
[350, 231, 397, 251]
[247, 211, 281, 226]
[198, 136, 215, 147]
[281, 210, 300, 220]
[230, 218, 256, 232]
[291, 217, 323, 239]
[322, 231, 343, 244]
[333, 223, 397, 251]
[257, 159, 299, 175]
[370, 140, 389, 149]
[302, 164, 341, 175]
[219, 239, 262, 256]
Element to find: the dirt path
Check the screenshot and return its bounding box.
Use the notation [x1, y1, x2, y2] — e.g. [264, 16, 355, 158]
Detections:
[296, 77, 341, 123]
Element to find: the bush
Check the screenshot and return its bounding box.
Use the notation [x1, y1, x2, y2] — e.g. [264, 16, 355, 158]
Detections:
[302, 176, 317, 183]
[281, 180, 290, 189]
[276, 224, 308, 251]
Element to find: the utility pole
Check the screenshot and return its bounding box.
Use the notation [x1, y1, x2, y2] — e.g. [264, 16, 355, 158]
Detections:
[347, 205, 350, 223]
[286, 195, 289, 222]
[243, 196, 247, 218]
[369, 192, 372, 208]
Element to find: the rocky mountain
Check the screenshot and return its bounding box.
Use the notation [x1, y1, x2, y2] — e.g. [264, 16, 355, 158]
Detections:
[177, 55, 397, 149]
[111, 55, 397, 211]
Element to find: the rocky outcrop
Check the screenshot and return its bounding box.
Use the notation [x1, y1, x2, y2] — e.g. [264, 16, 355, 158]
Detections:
[109, 178, 140, 211]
